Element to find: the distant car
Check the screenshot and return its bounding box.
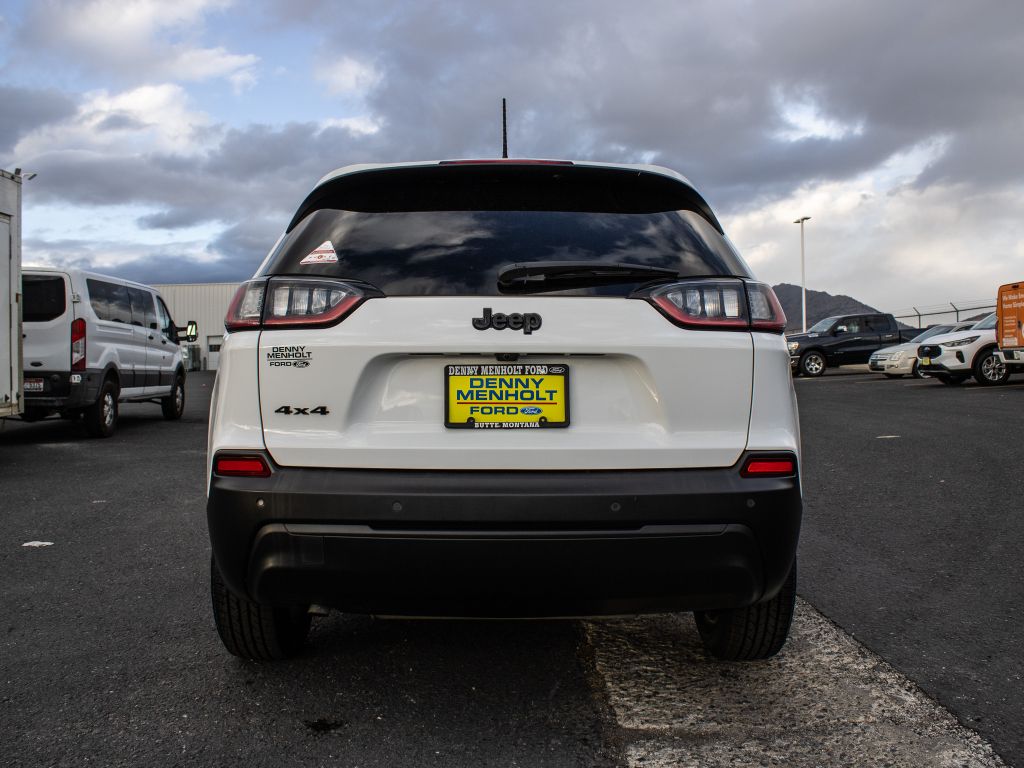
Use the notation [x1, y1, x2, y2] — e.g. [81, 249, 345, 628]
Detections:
[869, 322, 975, 378]
[787, 313, 915, 377]
[20, 267, 197, 436]
[916, 313, 1007, 386]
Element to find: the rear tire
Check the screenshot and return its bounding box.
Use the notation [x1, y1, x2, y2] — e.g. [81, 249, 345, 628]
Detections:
[84, 378, 118, 438]
[799, 351, 826, 377]
[161, 374, 185, 420]
[694, 559, 797, 661]
[912, 360, 926, 379]
[210, 556, 311, 661]
[973, 347, 1009, 386]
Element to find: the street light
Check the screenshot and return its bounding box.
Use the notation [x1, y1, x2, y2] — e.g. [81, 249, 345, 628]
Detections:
[793, 216, 811, 332]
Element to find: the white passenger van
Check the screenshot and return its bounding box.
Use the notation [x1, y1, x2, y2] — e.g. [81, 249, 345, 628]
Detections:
[21, 267, 196, 437]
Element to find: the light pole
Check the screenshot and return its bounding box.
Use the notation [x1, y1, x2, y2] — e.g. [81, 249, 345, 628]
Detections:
[793, 216, 811, 332]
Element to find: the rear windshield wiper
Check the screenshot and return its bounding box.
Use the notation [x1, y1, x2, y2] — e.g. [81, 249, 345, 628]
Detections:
[497, 261, 680, 294]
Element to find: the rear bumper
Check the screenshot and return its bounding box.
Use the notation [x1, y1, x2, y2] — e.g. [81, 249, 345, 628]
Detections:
[22, 369, 102, 409]
[208, 454, 802, 617]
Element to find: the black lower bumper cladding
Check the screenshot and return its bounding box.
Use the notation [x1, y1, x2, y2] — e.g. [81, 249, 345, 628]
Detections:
[207, 454, 802, 617]
[22, 369, 102, 409]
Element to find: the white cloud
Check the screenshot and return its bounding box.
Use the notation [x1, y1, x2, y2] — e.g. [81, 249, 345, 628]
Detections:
[773, 89, 865, 142]
[318, 115, 382, 136]
[724, 141, 1024, 313]
[315, 56, 382, 96]
[14, 84, 216, 158]
[20, 0, 258, 87]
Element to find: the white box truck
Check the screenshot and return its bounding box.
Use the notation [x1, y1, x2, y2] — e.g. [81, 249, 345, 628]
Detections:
[1, 169, 22, 418]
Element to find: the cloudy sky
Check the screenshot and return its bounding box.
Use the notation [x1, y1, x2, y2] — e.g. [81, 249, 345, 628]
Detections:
[1, 0, 1022, 314]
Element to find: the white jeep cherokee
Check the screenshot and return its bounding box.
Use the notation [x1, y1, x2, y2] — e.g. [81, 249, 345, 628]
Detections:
[207, 159, 802, 661]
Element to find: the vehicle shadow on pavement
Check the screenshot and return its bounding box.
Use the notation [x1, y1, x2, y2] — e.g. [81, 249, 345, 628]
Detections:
[204, 613, 621, 767]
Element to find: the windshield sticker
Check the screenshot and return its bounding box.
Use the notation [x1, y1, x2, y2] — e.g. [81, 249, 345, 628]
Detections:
[300, 241, 338, 264]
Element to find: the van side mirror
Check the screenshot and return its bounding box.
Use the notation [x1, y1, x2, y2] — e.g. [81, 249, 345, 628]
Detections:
[178, 320, 198, 343]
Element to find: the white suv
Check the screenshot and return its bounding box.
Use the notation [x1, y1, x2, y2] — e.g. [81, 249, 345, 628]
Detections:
[206, 160, 802, 662]
[869, 321, 974, 378]
[917, 313, 1008, 385]
[20, 267, 197, 436]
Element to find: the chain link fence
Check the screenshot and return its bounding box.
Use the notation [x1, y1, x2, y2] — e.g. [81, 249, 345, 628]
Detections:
[891, 300, 995, 329]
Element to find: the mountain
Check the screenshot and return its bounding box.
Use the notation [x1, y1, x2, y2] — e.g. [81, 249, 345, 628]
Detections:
[771, 283, 882, 333]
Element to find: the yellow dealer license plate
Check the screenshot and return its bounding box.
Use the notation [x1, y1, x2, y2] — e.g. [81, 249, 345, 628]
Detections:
[445, 363, 569, 429]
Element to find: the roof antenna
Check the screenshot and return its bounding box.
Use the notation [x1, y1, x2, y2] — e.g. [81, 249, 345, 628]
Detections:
[501, 98, 508, 158]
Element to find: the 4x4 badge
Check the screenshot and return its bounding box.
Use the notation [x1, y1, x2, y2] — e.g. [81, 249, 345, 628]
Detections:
[472, 308, 542, 334]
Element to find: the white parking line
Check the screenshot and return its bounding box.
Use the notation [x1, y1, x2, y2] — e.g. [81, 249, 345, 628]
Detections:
[585, 599, 1005, 767]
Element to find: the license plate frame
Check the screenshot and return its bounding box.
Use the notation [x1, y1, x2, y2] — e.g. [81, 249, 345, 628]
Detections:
[444, 363, 570, 430]
[24, 378, 44, 393]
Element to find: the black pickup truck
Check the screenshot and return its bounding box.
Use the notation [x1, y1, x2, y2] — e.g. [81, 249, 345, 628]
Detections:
[787, 313, 914, 377]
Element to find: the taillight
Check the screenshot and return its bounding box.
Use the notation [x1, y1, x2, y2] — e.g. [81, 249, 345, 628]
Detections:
[740, 455, 797, 477]
[746, 283, 787, 333]
[225, 277, 366, 332]
[224, 280, 266, 331]
[213, 454, 271, 477]
[648, 280, 748, 329]
[71, 318, 86, 371]
[645, 279, 786, 334]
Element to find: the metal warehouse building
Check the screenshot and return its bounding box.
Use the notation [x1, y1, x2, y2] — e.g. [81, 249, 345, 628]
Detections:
[153, 282, 239, 371]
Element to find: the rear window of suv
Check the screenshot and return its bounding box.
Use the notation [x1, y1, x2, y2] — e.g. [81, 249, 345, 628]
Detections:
[259, 164, 751, 296]
[22, 275, 66, 322]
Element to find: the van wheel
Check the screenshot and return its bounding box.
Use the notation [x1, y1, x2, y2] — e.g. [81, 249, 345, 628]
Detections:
[84, 378, 119, 438]
[210, 556, 310, 661]
[973, 348, 1009, 386]
[694, 559, 797, 661]
[161, 374, 185, 420]
[799, 351, 826, 377]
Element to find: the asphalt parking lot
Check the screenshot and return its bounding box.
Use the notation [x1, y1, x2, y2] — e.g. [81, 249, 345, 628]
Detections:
[1, 369, 1020, 766]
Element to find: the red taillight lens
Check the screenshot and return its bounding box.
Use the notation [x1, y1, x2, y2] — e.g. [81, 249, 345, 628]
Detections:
[263, 278, 363, 327]
[740, 455, 797, 477]
[746, 283, 787, 333]
[645, 280, 786, 334]
[71, 318, 86, 371]
[224, 278, 366, 332]
[214, 455, 271, 477]
[648, 280, 749, 329]
[224, 280, 266, 331]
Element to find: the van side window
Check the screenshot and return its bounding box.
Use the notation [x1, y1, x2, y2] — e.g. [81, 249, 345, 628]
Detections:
[156, 297, 176, 341]
[86, 279, 132, 323]
[128, 287, 157, 329]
